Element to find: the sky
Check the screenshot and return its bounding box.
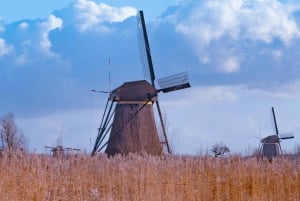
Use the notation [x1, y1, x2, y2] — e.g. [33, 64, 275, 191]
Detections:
[1, 0, 300, 155]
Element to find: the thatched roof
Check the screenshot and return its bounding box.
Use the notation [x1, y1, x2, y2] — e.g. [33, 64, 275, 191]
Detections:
[110, 80, 157, 102]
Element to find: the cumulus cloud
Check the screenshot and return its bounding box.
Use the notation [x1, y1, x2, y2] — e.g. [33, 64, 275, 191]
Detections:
[168, 0, 300, 74]
[175, 0, 300, 45]
[2, 15, 64, 64]
[74, 0, 137, 32]
[38, 14, 63, 50]
[18, 22, 29, 29]
[0, 38, 13, 57]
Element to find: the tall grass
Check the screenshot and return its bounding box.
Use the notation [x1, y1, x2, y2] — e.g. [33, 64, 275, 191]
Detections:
[0, 152, 299, 201]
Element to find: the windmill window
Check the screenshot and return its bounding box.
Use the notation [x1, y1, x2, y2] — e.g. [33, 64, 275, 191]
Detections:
[130, 105, 138, 113]
[130, 106, 134, 113]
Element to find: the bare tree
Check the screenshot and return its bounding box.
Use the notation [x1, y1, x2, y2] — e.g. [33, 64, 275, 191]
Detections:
[210, 143, 230, 157]
[0, 113, 27, 151]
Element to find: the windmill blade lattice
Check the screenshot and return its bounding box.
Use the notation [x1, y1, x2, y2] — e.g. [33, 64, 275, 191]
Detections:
[137, 10, 155, 86]
[158, 71, 191, 93]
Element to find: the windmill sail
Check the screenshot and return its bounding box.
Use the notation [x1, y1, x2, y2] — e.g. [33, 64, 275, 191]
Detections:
[271, 107, 294, 140]
[279, 133, 294, 140]
[136, 10, 191, 154]
[137, 10, 155, 86]
[272, 107, 279, 136]
[157, 71, 191, 93]
[137, 10, 173, 154]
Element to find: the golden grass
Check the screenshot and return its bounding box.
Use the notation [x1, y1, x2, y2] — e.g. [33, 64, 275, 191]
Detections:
[0, 152, 299, 201]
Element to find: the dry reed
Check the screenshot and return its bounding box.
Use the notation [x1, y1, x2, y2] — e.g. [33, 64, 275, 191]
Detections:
[0, 152, 299, 201]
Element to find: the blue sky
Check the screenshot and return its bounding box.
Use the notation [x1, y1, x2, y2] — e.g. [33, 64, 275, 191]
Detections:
[1, 0, 300, 155]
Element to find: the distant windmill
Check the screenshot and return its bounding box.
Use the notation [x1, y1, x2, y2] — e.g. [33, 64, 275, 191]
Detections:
[91, 10, 191, 156]
[45, 146, 81, 157]
[259, 107, 294, 159]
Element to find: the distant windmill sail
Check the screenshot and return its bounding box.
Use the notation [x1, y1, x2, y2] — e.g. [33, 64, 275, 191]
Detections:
[279, 133, 294, 140]
[272, 107, 279, 136]
[259, 107, 295, 159]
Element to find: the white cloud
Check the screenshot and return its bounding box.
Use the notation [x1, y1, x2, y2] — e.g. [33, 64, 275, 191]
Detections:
[247, 80, 300, 99]
[171, 0, 300, 74]
[3, 15, 65, 65]
[39, 15, 63, 50]
[190, 86, 239, 102]
[162, 85, 239, 107]
[218, 56, 240, 73]
[74, 0, 137, 32]
[0, 38, 13, 57]
[162, 81, 300, 111]
[245, 0, 300, 45]
[19, 22, 29, 29]
[175, 0, 300, 45]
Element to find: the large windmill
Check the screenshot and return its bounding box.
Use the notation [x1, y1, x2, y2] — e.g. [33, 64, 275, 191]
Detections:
[259, 107, 294, 159]
[91, 11, 190, 156]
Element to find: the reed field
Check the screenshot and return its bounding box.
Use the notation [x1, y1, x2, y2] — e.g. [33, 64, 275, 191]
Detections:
[0, 152, 299, 201]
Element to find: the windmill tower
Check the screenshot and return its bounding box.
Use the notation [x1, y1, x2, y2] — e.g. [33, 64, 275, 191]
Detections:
[259, 107, 294, 159]
[91, 11, 191, 156]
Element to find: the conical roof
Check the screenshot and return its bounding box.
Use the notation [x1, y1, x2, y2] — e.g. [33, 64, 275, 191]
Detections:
[110, 80, 157, 101]
[261, 135, 280, 143]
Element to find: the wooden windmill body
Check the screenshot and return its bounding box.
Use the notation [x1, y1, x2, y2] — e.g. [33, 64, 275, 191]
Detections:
[91, 11, 191, 156]
[105, 80, 162, 155]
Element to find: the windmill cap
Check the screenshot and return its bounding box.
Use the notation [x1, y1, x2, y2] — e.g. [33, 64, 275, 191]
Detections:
[261, 135, 280, 143]
[110, 80, 157, 102]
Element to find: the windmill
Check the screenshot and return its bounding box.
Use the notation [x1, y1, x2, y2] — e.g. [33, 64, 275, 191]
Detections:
[259, 107, 294, 159]
[45, 146, 81, 157]
[91, 10, 191, 156]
